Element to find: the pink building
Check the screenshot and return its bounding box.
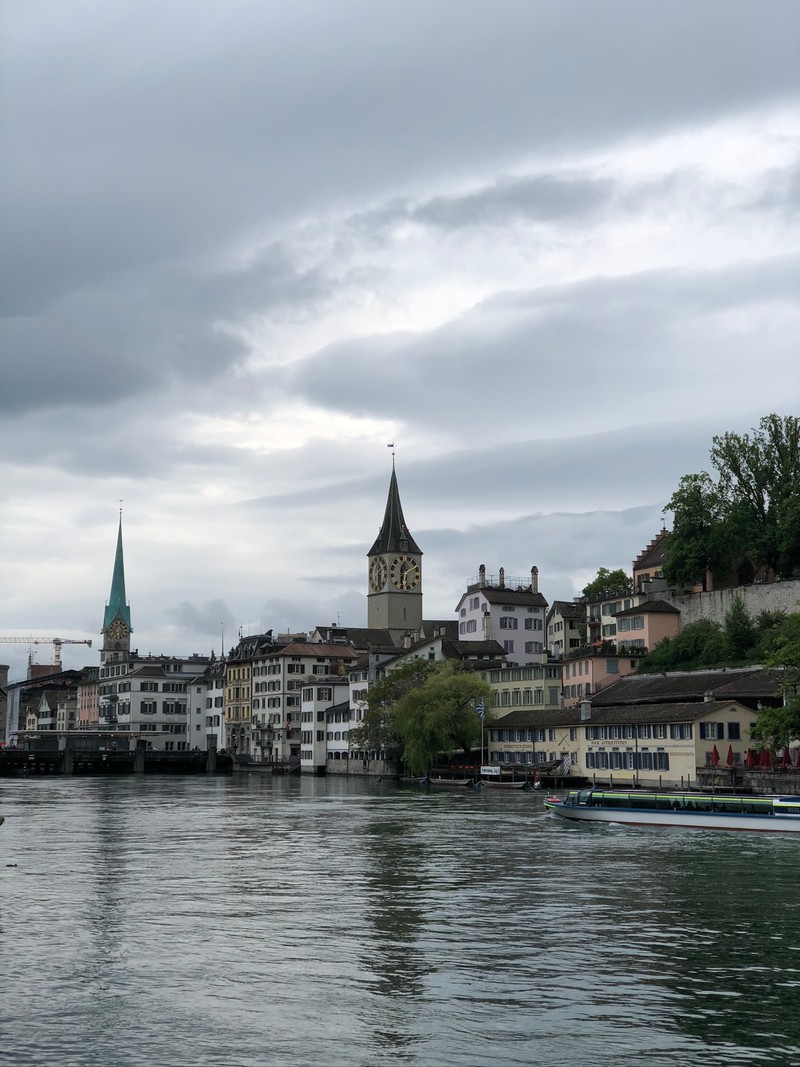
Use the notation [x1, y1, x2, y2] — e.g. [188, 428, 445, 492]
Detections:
[614, 599, 680, 652]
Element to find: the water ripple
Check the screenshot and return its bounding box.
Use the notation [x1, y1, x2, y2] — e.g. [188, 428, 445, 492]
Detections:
[1, 776, 798, 1066]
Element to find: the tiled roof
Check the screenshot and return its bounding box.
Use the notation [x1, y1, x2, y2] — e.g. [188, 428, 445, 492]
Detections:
[633, 529, 671, 571]
[590, 667, 765, 706]
[614, 599, 680, 618]
[584, 700, 748, 725]
[492, 708, 583, 728]
[266, 642, 359, 659]
[312, 626, 396, 651]
[549, 600, 585, 619]
[479, 588, 549, 608]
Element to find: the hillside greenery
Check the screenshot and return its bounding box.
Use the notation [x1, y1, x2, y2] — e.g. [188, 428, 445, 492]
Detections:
[663, 414, 800, 588]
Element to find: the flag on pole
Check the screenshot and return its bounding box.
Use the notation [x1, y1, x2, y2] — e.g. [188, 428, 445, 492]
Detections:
[475, 700, 485, 720]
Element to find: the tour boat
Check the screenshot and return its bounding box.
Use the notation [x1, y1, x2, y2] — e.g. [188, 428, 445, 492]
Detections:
[544, 789, 800, 833]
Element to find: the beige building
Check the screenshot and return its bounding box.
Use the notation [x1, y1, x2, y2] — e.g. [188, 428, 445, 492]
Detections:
[579, 699, 758, 788]
[486, 698, 759, 788]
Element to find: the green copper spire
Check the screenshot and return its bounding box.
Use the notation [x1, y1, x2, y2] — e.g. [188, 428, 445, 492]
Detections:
[103, 514, 132, 632]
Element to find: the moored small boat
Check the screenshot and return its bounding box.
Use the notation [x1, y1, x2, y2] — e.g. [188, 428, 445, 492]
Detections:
[544, 789, 800, 833]
[429, 777, 473, 789]
[480, 778, 528, 790]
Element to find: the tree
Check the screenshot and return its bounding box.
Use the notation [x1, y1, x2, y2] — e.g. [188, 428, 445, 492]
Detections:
[711, 414, 800, 578]
[664, 415, 800, 585]
[582, 567, 632, 601]
[637, 619, 728, 673]
[752, 611, 800, 750]
[349, 658, 437, 754]
[392, 661, 492, 774]
[662, 473, 735, 589]
[723, 595, 756, 661]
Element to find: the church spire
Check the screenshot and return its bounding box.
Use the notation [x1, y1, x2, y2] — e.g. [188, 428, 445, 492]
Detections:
[368, 467, 421, 556]
[103, 513, 132, 633]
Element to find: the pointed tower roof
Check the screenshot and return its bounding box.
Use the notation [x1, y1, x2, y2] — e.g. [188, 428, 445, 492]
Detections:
[103, 515, 132, 631]
[368, 468, 422, 556]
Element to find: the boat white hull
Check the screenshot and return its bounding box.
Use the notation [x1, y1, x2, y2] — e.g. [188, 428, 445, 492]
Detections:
[545, 801, 800, 833]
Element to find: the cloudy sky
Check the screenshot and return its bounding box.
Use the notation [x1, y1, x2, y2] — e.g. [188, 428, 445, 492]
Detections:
[1, 1, 798, 680]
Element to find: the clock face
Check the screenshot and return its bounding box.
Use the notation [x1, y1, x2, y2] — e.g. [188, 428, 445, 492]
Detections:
[390, 554, 420, 591]
[108, 618, 128, 640]
[369, 557, 388, 593]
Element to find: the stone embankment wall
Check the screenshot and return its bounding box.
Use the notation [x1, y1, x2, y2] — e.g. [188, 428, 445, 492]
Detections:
[326, 758, 399, 778]
[656, 579, 800, 627]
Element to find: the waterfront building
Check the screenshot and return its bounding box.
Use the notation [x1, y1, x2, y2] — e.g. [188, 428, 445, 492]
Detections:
[224, 632, 276, 759]
[454, 565, 548, 666]
[485, 697, 760, 788]
[3, 669, 84, 745]
[486, 708, 582, 770]
[251, 640, 358, 766]
[577, 698, 759, 788]
[76, 667, 99, 728]
[367, 463, 423, 641]
[299, 676, 351, 773]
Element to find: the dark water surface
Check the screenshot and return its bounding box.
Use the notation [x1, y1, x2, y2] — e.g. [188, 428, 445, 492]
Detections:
[1, 775, 798, 1067]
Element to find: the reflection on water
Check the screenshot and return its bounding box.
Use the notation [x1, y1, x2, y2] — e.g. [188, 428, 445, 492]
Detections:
[0, 777, 798, 1067]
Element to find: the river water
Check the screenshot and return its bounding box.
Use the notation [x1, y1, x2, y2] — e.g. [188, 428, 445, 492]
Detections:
[1, 775, 798, 1067]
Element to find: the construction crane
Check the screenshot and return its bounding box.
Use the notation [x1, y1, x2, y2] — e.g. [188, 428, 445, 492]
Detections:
[0, 636, 93, 669]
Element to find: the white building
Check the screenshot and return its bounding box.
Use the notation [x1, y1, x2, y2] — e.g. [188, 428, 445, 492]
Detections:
[454, 565, 548, 666]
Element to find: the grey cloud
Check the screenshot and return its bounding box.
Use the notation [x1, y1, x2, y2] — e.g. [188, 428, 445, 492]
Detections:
[165, 599, 237, 638]
[5, 1, 798, 315]
[286, 255, 800, 432]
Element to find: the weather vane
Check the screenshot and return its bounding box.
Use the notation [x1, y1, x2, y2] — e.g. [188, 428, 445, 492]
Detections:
[387, 441, 395, 469]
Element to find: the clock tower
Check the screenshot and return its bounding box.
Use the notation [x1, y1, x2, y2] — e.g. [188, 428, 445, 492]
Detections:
[101, 513, 132, 662]
[367, 463, 423, 640]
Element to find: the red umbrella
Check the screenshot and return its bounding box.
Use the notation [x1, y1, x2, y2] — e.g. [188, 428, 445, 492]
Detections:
[760, 748, 773, 769]
[726, 745, 735, 768]
[780, 746, 792, 767]
[796, 749, 800, 770]
[745, 749, 756, 768]
[711, 745, 720, 767]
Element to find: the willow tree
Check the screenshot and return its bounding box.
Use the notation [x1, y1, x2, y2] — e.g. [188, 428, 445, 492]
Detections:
[393, 661, 492, 775]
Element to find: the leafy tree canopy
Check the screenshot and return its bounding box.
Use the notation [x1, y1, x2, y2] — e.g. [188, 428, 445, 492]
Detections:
[582, 567, 632, 601]
[662, 473, 735, 589]
[637, 618, 728, 673]
[393, 661, 492, 775]
[349, 658, 436, 753]
[752, 611, 800, 749]
[664, 414, 800, 585]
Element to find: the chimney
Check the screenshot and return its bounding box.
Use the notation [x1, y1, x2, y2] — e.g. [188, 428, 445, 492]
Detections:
[402, 632, 412, 650]
[580, 700, 592, 721]
[531, 566, 539, 594]
[499, 567, 505, 589]
[479, 564, 486, 588]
